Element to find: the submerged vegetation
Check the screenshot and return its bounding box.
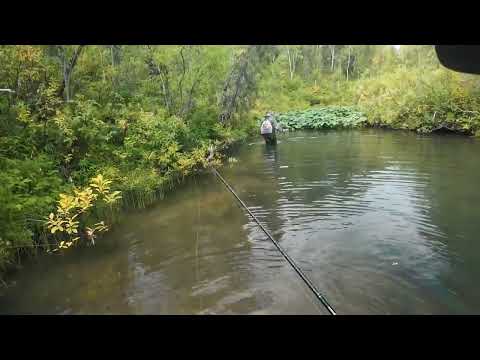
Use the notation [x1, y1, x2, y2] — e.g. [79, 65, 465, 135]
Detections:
[1, 45, 480, 278]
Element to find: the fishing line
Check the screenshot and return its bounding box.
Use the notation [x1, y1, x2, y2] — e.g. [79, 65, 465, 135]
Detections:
[211, 167, 336, 315]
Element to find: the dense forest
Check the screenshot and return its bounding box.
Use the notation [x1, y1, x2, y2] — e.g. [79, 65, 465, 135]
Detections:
[1, 45, 480, 278]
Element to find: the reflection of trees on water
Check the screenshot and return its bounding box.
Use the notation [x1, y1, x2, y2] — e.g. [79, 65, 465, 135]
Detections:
[227, 131, 397, 236]
[412, 135, 480, 311]
[0, 235, 136, 314]
[0, 175, 262, 314]
[62, 132, 480, 313]
[220, 142, 287, 240]
[5, 131, 480, 314]
[226, 130, 480, 313]
[111, 130, 480, 314]
[121, 175, 266, 314]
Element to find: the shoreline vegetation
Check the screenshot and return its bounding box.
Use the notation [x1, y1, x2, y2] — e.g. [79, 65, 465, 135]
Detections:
[1, 45, 479, 281]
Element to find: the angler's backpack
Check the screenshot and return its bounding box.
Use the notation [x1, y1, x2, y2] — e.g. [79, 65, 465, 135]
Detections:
[260, 120, 273, 134]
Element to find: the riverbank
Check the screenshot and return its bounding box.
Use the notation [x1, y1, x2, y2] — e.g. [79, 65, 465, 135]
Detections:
[2, 45, 270, 281]
[0, 116, 254, 283]
[274, 106, 479, 137]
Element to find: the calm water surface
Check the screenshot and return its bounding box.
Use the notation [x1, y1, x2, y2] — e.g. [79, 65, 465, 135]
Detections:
[2, 129, 480, 314]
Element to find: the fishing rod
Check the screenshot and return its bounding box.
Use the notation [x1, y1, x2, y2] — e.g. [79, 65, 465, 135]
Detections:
[211, 167, 336, 315]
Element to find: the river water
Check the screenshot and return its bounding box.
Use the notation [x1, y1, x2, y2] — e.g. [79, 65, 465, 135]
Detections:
[2, 129, 480, 314]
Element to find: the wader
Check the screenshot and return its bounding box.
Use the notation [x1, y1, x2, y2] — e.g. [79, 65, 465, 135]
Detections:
[262, 132, 277, 145]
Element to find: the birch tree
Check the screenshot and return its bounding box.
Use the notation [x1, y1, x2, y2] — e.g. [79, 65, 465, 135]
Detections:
[56, 45, 85, 101]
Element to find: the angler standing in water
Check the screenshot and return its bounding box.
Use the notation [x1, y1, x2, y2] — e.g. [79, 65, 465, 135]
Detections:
[260, 112, 280, 145]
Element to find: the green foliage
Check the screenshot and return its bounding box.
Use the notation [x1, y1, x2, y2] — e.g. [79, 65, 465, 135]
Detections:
[0, 155, 65, 270]
[351, 67, 480, 134]
[0, 45, 255, 278]
[276, 107, 367, 130]
[255, 45, 480, 135]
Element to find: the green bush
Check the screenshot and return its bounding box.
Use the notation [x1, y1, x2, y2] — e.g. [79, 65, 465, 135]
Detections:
[0, 155, 66, 271]
[351, 67, 480, 134]
[275, 106, 367, 130]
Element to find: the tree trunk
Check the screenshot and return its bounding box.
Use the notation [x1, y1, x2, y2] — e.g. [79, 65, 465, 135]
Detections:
[287, 46, 294, 80]
[292, 48, 297, 77]
[330, 45, 335, 71]
[145, 48, 175, 116]
[110, 45, 121, 66]
[58, 45, 85, 101]
[180, 69, 202, 118]
[100, 49, 106, 83]
[346, 46, 351, 81]
[219, 48, 251, 123]
[178, 46, 187, 106]
[65, 73, 70, 101]
[218, 46, 272, 124]
[317, 45, 323, 71]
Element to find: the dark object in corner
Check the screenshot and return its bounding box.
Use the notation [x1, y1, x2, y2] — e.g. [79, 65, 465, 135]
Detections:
[435, 46, 480, 75]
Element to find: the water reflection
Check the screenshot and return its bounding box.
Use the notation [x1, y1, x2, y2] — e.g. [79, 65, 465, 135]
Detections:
[0, 173, 324, 314]
[223, 130, 480, 314]
[2, 130, 480, 314]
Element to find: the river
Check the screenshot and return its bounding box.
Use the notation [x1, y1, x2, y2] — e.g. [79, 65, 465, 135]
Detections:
[1, 129, 480, 314]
